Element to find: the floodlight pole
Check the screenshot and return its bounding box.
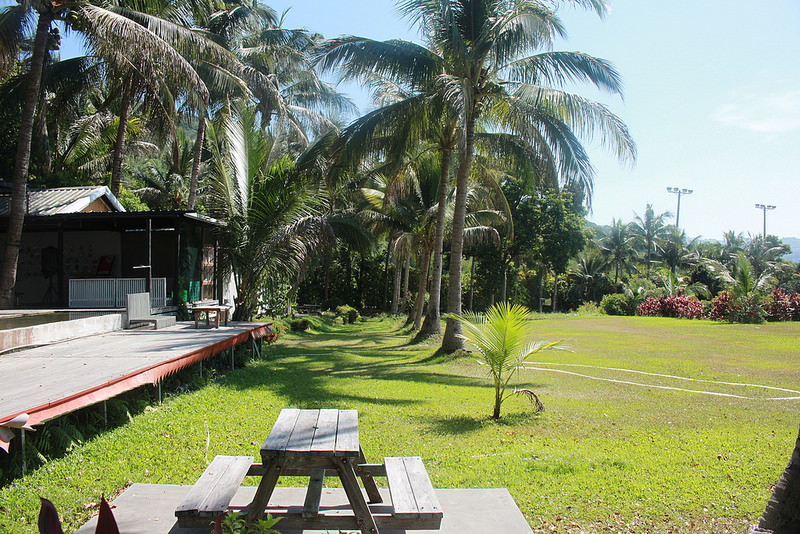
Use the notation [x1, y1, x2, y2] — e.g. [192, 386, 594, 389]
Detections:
[666, 187, 693, 229]
[754, 204, 776, 238]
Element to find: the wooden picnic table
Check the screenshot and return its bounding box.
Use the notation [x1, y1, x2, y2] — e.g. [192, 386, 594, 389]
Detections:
[191, 304, 230, 328]
[175, 408, 442, 533]
[246, 408, 381, 533]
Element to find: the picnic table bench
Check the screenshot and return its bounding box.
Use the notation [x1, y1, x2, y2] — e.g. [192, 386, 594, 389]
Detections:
[175, 409, 442, 533]
[189, 300, 231, 328]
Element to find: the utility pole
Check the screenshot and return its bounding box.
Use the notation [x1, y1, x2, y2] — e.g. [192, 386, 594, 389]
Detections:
[666, 187, 693, 229]
[754, 204, 776, 238]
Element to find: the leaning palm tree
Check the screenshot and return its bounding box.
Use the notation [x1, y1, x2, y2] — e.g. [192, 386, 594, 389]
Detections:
[446, 301, 560, 419]
[630, 203, 671, 279]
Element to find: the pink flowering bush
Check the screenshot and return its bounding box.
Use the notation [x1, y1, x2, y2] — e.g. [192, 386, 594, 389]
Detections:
[636, 295, 704, 319]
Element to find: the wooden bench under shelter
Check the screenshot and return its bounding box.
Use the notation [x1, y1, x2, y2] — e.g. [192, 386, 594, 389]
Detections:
[126, 292, 176, 329]
[189, 299, 231, 328]
[175, 409, 442, 533]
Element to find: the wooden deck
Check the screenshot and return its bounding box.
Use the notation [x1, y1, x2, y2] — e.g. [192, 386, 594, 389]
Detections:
[0, 321, 271, 428]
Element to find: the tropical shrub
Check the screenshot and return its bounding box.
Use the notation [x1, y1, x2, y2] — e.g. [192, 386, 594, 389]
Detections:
[766, 289, 800, 321]
[335, 305, 360, 324]
[637, 295, 704, 319]
[709, 291, 766, 324]
[289, 318, 310, 331]
[600, 293, 636, 316]
[445, 302, 560, 419]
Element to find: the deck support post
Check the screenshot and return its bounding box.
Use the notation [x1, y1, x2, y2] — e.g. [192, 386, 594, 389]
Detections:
[230, 348, 234, 370]
[103, 400, 108, 427]
[21, 428, 26, 475]
[157, 381, 162, 404]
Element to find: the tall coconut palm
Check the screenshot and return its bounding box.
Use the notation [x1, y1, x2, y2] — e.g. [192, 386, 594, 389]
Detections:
[598, 218, 637, 284]
[630, 203, 671, 279]
[396, 0, 636, 351]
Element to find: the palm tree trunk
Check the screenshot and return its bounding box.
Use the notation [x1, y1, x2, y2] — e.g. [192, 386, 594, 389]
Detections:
[0, 10, 53, 308]
[411, 247, 431, 330]
[756, 422, 800, 533]
[468, 256, 475, 311]
[391, 242, 402, 315]
[538, 271, 543, 313]
[442, 112, 476, 352]
[110, 80, 134, 198]
[402, 256, 410, 311]
[383, 237, 392, 312]
[421, 148, 452, 335]
[188, 114, 206, 209]
[552, 271, 559, 313]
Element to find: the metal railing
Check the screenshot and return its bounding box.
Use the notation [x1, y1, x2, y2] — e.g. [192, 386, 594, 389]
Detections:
[69, 278, 167, 308]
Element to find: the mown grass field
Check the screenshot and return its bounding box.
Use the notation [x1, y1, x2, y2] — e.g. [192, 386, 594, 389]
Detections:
[1, 314, 798, 533]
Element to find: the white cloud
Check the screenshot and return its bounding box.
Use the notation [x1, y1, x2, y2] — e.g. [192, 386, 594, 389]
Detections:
[713, 91, 800, 133]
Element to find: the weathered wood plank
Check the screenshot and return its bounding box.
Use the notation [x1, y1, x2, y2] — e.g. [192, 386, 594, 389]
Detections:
[247, 463, 387, 478]
[302, 469, 325, 519]
[359, 447, 383, 504]
[310, 409, 339, 455]
[286, 409, 319, 453]
[404, 456, 442, 517]
[385, 456, 418, 518]
[261, 408, 300, 457]
[175, 455, 253, 518]
[335, 456, 379, 534]
[197, 456, 253, 516]
[335, 409, 360, 456]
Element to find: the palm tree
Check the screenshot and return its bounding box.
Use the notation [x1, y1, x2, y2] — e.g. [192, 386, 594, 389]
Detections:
[704, 251, 775, 301]
[660, 226, 700, 275]
[598, 218, 637, 284]
[446, 302, 560, 419]
[204, 104, 325, 320]
[568, 251, 608, 303]
[391, 0, 636, 351]
[630, 203, 671, 279]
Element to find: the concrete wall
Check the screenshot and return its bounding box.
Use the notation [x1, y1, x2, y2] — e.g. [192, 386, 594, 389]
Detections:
[0, 313, 123, 353]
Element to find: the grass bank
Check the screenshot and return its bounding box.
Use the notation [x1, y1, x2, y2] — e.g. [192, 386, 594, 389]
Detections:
[1, 314, 798, 533]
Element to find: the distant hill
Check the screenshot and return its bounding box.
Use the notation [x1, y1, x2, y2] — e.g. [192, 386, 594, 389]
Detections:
[781, 237, 800, 262]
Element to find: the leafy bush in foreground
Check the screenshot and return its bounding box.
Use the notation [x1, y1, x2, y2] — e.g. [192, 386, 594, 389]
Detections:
[601, 293, 636, 316]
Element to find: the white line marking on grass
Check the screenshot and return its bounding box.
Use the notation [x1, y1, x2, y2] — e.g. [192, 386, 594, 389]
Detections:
[520, 363, 800, 400]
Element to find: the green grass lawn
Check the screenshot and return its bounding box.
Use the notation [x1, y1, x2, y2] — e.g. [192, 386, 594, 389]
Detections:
[1, 314, 798, 533]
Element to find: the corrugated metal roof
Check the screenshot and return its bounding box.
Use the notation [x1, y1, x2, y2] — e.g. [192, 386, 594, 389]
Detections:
[0, 186, 125, 215]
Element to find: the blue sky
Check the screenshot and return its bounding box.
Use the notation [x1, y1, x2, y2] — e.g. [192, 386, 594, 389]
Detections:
[268, 0, 800, 241]
[55, 0, 800, 240]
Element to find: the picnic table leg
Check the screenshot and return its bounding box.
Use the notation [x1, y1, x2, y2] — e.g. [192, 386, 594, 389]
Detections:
[205, 311, 210, 327]
[335, 456, 379, 534]
[245, 458, 281, 530]
[302, 469, 325, 519]
[194, 311, 199, 329]
[215, 310, 220, 328]
[358, 447, 383, 504]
